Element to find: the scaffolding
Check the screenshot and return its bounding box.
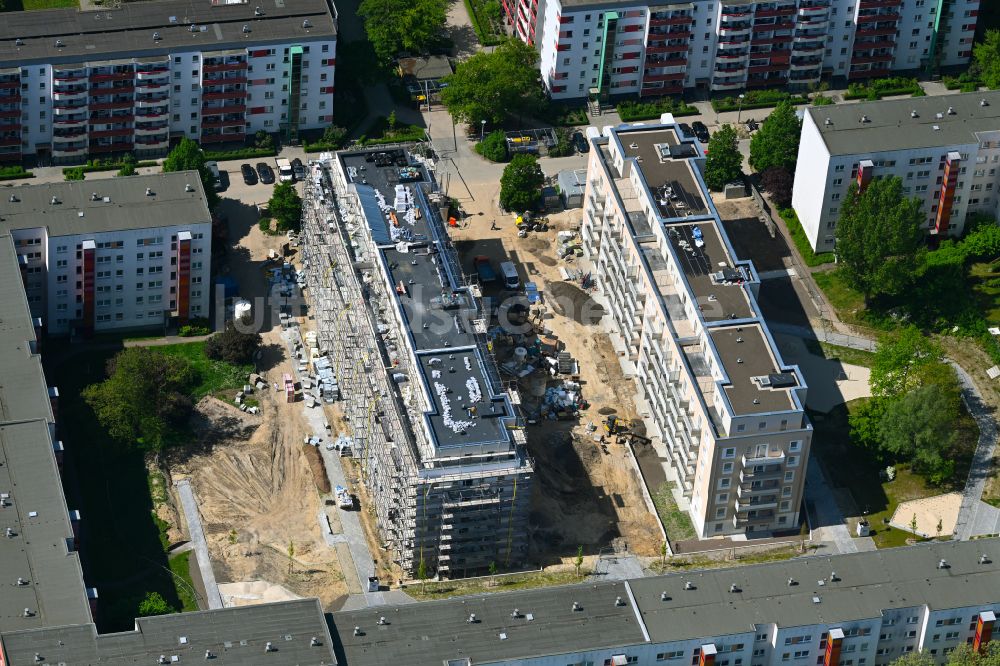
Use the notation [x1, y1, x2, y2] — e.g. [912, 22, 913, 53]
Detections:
[301, 154, 533, 577]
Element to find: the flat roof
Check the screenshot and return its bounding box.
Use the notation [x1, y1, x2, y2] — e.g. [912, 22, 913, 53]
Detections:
[0, 0, 336, 64]
[0, 233, 92, 634]
[666, 221, 753, 323]
[338, 151, 519, 456]
[0, 171, 212, 237]
[331, 539, 1000, 665]
[708, 325, 795, 415]
[397, 55, 453, 81]
[617, 128, 707, 219]
[807, 90, 1000, 156]
[0, 599, 338, 664]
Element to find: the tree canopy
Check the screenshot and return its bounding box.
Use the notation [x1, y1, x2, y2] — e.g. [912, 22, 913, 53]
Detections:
[834, 176, 924, 301]
[82, 348, 198, 452]
[440, 40, 543, 126]
[760, 166, 794, 208]
[890, 641, 1000, 666]
[703, 124, 743, 191]
[268, 182, 303, 232]
[974, 29, 1000, 90]
[137, 592, 174, 617]
[499, 154, 544, 212]
[748, 100, 801, 173]
[162, 138, 219, 209]
[870, 325, 941, 400]
[205, 320, 262, 365]
[879, 384, 958, 484]
[358, 0, 447, 62]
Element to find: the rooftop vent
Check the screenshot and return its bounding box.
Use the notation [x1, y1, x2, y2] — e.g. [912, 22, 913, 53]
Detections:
[145, 187, 154, 196]
[23, 607, 33, 617]
[159, 656, 168, 664]
[947, 106, 955, 115]
[55, 39, 64, 48]
[981, 99, 989, 107]
[34, 654, 42, 663]
[752, 398, 760, 405]
[729, 584, 740, 593]
[254, 5, 263, 15]
[9, 194, 17, 202]
[737, 358, 743, 364]
[467, 613, 478, 624]
[661, 591, 669, 601]
[938, 559, 949, 569]
[185, 183, 194, 192]
[303, 19, 312, 28]
[511, 609, 520, 618]
[684, 581, 695, 590]
[377, 616, 387, 625]
[15, 38, 23, 46]
[353, 626, 362, 636]
[830, 571, 839, 582]
[190, 23, 198, 32]
[572, 601, 582, 611]
[50, 196, 60, 205]
[824, 118, 832, 126]
[264, 642, 273, 653]
[935, 112, 944, 119]
[242, 24, 251, 33]
[737, 337, 744, 343]
[933, 125, 941, 131]
[310, 637, 321, 646]
[91, 192, 99, 201]
[911, 110, 918, 118]
[17, 577, 28, 585]
[980, 554, 991, 564]
[615, 596, 625, 607]
[153, 31, 161, 41]
[4, 527, 13, 538]
[787, 578, 796, 586]
[860, 115, 869, 123]
[812, 596, 822, 604]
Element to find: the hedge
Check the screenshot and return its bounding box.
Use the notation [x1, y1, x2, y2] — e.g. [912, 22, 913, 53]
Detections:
[942, 75, 982, 92]
[61, 160, 157, 176]
[202, 147, 277, 161]
[0, 166, 33, 181]
[778, 207, 835, 267]
[843, 77, 922, 100]
[711, 91, 808, 112]
[617, 98, 698, 121]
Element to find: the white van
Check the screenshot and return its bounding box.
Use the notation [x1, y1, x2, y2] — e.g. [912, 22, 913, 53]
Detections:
[500, 261, 520, 290]
[276, 158, 294, 183]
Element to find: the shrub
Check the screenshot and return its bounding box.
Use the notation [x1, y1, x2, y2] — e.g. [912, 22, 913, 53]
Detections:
[179, 318, 212, 337]
[812, 94, 834, 106]
[844, 77, 921, 100]
[64, 167, 86, 181]
[205, 321, 262, 365]
[202, 147, 277, 161]
[61, 159, 156, 176]
[258, 217, 276, 235]
[548, 128, 574, 157]
[711, 91, 807, 112]
[618, 97, 698, 121]
[0, 165, 33, 181]
[476, 129, 509, 162]
[304, 125, 349, 152]
[254, 130, 275, 151]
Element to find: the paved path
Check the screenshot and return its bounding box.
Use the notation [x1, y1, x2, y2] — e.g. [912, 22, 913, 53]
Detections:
[175, 479, 224, 610]
[591, 553, 647, 581]
[803, 457, 869, 554]
[950, 362, 1000, 540]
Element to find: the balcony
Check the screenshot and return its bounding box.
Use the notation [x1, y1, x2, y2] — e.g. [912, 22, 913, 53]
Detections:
[202, 90, 248, 101]
[0, 119, 21, 130]
[857, 12, 900, 22]
[53, 131, 87, 142]
[736, 497, 778, 512]
[855, 26, 897, 37]
[53, 104, 87, 115]
[89, 141, 134, 153]
[859, 0, 900, 6]
[643, 72, 685, 82]
[792, 42, 825, 53]
[848, 66, 892, 79]
[755, 6, 796, 17]
[54, 117, 87, 127]
[711, 79, 746, 91]
[91, 86, 135, 97]
[203, 61, 248, 73]
[797, 4, 829, 14]
[89, 71, 133, 83]
[200, 132, 245, 144]
[647, 57, 688, 67]
[201, 118, 247, 129]
[641, 82, 683, 96]
[90, 127, 133, 139]
[135, 124, 169, 135]
[137, 80, 169, 91]
[135, 137, 170, 149]
[749, 63, 787, 73]
[53, 89, 88, 102]
[851, 53, 893, 64]
[853, 38, 896, 49]
[649, 15, 692, 26]
[202, 104, 247, 115]
[53, 73, 85, 82]
[742, 451, 785, 467]
[720, 25, 753, 37]
[0, 136, 21, 147]
[752, 34, 793, 45]
[0, 93, 21, 104]
[52, 145, 86, 157]
[721, 11, 752, 21]
[646, 43, 689, 54]
[797, 19, 828, 30]
[90, 100, 133, 111]
[135, 96, 170, 108]
[0, 80, 19, 91]
[135, 111, 169, 121]
[202, 76, 248, 87]
[136, 68, 170, 80]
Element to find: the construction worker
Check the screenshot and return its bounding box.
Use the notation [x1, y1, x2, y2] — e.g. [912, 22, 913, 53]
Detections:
[490, 220, 498, 230]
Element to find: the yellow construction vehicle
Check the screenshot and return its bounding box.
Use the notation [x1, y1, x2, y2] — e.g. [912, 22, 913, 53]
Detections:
[604, 416, 629, 435]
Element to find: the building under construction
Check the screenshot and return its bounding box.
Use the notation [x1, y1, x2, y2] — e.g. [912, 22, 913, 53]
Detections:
[301, 149, 533, 578]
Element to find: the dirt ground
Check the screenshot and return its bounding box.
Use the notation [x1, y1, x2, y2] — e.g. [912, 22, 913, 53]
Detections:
[163, 194, 348, 610]
[448, 204, 662, 560]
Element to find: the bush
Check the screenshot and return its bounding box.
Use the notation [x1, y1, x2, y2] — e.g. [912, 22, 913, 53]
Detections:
[357, 117, 426, 146]
[254, 130, 275, 152]
[618, 97, 698, 121]
[844, 77, 921, 100]
[812, 94, 834, 106]
[61, 159, 157, 176]
[202, 147, 276, 161]
[205, 321, 262, 365]
[64, 167, 86, 181]
[258, 217, 276, 235]
[179, 318, 212, 337]
[304, 125, 349, 153]
[0, 165, 33, 181]
[476, 129, 509, 162]
[548, 128, 574, 157]
[711, 90, 808, 112]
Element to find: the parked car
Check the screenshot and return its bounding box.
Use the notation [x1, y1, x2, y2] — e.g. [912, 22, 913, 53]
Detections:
[572, 131, 590, 153]
[291, 158, 306, 180]
[691, 121, 710, 143]
[256, 162, 275, 185]
[240, 163, 258, 186]
[678, 123, 694, 139]
[205, 161, 223, 191]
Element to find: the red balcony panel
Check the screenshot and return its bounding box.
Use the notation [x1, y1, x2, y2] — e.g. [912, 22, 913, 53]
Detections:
[663, 30, 692, 39]
[859, 0, 900, 7]
[201, 90, 248, 101]
[0, 81, 19, 91]
[749, 63, 788, 73]
[0, 137, 21, 147]
[91, 113, 135, 122]
[0, 121, 23, 130]
[0, 109, 20, 119]
[848, 67, 892, 79]
[203, 76, 249, 87]
[89, 100, 133, 111]
[203, 62, 248, 73]
[755, 6, 796, 17]
[643, 72, 685, 82]
[0, 94, 21, 104]
[89, 72, 134, 83]
[851, 53, 893, 64]
[202, 105, 247, 115]
[855, 26, 897, 36]
[648, 57, 688, 67]
[90, 127, 133, 138]
[854, 38, 896, 49]
[770, 53, 792, 64]
[857, 12, 900, 22]
[650, 16, 693, 26]
[200, 133, 245, 144]
[91, 86, 135, 96]
[0, 151, 22, 161]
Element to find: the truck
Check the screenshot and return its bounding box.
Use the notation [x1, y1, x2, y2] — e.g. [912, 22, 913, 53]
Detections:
[275, 158, 294, 183]
[473, 255, 497, 284]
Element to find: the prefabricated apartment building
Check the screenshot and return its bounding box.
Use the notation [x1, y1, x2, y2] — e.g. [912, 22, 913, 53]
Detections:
[301, 149, 533, 577]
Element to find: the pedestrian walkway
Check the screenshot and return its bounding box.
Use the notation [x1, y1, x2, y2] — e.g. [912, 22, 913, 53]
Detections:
[804, 457, 873, 554]
[950, 362, 1000, 541]
[175, 479, 224, 610]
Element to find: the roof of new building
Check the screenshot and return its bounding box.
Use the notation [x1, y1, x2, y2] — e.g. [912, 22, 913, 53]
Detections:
[0, 232, 92, 634]
[0, 0, 337, 64]
[331, 539, 1000, 665]
[708, 324, 796, 415]
[806, 90, 1000, 156]
[0, 599, 339, 664]
[0, 171, 212, 237]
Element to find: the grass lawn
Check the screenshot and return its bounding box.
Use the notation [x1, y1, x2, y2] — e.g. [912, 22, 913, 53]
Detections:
[804, 339, 876, 368]
[809, 399, 976, 548]
[168, 551, 200, 612]
[969, 261, 1000, 325]
[156, 341, 252, 399]
[10, 0, 78, 8]
[649, 544, 805, 573]
[407, 569, 589, 601]
[812, 269, 871, 328]
[651, 482, 696, 543]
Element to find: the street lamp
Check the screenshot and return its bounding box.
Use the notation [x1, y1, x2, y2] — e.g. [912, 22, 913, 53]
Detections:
[737, 93, 746, 124]
[480, 119, 487, 141]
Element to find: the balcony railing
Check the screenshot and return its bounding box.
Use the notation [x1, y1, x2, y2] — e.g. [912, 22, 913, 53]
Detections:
[202, 104, 247, 115]
[200, 132, 246, 143]
[89, 71, 134, 83]
[89, 141, 134, 153]
[742, 451, 785, 467]
[203, 61, 248, 73]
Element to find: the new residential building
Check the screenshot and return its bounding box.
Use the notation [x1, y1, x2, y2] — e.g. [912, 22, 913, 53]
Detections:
[332, 539, 1000, 666]
[580, 119, 811, 538]
[518, 0, 978, 100]
[1, 172, 212, 336]
[0, 0, 337, 163]
[302, 149, 533, 577]
[793, 90, 1000, 254]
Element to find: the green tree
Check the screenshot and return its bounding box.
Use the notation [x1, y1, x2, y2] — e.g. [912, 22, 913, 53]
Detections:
[64, 166, 86, 181]
[416, 554, 429, 589]
[358, 0, 448, 62]
[137, 591, 174, 617]
[834, 177, 924, 301]
[204, 320, 262, 365]
[440, 40, 543, 126]
[268, 182, 303, 232]
[162, 138, 219, 209]
[974, 29, 1000, 90]
[879, 384, 958, 485]
[848, 397, 888, 453]
[870, 326, 942, 400]
[499, 154, 544, 212]
[117, 154, 137, 177]
[574, 545, 584, 577]
[703, 124, 743, 191]
[488, 560, 497, 587]
[317, 125, 348, 150]
[748, 100, 802, 173]
[82, 348, 198, 451]
[475, 129, 509, 162]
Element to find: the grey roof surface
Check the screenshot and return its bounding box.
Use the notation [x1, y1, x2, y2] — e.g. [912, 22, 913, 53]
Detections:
[0, 232, 92, 634]
[556, 168, 588, 199]
[708, 324, 795, 415]
[617, 128, 707, 218]
[0, 0, 336, 64]
[397, 55, 453, 81]
[807, 90, 1000, 156]
[0, 171, 212, 237]
[332, 539, 1000, 666]
[0, 599, 338, 665]
[666, 221, 754, 323]
[332, 579, 646, 666]
[338, 151, 518, 455]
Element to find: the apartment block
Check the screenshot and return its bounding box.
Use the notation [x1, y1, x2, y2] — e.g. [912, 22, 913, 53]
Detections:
[793, 90, 1000, 254]
[579, 119, 811, 538]
[526, 0, 978, 100]
[302, 149, 533, 578]
[333, 539, 1000, 666]
[0, 0, 336, 163]
[1, 172, 212, 336]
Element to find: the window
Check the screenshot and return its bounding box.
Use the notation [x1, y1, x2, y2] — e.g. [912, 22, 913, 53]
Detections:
[723, 447, 735, 459]
[659, 651, 685, 661]
[723, 462, 733, 473]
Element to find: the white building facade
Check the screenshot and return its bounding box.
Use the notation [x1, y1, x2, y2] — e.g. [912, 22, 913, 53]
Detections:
[793, 91, 1000, 253]
[523, 0, 978, 100]
[0, 0, 336, 164]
